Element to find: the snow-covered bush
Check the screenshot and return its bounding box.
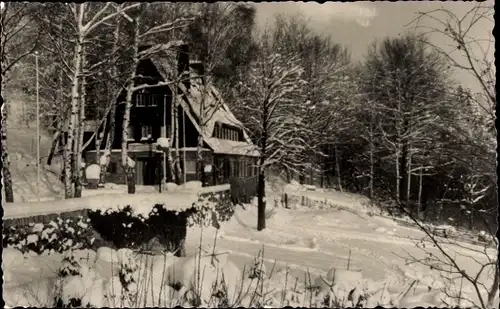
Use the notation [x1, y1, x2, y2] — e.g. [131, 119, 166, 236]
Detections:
[188, 191, 234, 227]
[88, 191, 233, 256]
[164, 252, 242, 307]
[88, 205, 151, 250]
[117, 248, 139, 296]
[3, 216, 96, 254]
[54, 251, 105, 307]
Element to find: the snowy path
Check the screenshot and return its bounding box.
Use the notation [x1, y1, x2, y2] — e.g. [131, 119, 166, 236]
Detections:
[186, 204, 495, 296]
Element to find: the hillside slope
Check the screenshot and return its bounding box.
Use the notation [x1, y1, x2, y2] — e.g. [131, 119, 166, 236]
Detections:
[3, 91, 65, 202]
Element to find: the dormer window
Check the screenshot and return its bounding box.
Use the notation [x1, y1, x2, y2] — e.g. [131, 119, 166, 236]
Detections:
[213, 122, 241, 141]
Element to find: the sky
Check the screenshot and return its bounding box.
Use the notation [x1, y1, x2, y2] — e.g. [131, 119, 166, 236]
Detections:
[254, 1, 495, 95]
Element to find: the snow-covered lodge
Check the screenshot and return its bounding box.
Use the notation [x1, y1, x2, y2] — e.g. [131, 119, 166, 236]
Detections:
[82, 44, 259, 187]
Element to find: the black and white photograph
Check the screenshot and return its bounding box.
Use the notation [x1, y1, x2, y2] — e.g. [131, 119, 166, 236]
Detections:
[0, 1, 497, 308]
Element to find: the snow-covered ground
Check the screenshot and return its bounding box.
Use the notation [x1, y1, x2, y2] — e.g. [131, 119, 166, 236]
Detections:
[3, 186, 497, 308]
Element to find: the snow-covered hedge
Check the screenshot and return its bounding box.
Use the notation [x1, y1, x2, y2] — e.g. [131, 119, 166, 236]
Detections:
[3, 191, 234, 257]
[87, 191, 234, 255]
[2, 216, 96, 254]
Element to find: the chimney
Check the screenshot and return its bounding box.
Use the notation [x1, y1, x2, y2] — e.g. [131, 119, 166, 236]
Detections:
[177, 44, 190, 91]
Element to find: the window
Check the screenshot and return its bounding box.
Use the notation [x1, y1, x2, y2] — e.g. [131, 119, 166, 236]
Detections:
[215, 124, 241, 141]
[127, 125, 135, 141]
[240, 160, 245, 177]
[234, 160, 240, 177]
[136, 93, 146, 107]
[214, 125, 220, 138]
[136, 93, 157, 107]
[185, 160, 197, 174]
[150, 94, 158, 107]
[141, 125, 153, 140]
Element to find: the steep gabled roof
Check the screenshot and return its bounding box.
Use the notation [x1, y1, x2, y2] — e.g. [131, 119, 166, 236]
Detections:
[149, 53, 259, 157]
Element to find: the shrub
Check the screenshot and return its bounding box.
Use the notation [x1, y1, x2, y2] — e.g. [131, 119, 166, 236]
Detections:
[2, 217, 96, 254]
[88, 192, 234, 256]
[87, 206, 150, 250]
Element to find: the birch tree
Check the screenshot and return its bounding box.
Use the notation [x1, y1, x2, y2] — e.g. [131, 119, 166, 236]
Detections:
[37, 3, 142, 198]
[236, 32, 307, 231]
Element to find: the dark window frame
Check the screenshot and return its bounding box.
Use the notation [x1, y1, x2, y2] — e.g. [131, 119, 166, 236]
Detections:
[141, 125, 153, 140]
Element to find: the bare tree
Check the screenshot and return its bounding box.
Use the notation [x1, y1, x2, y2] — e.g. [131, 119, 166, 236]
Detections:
[389, 192, 499, 309]
[364, 34, 449, 210]
[237, 31, 307, 231]
[411, 3, 495, 125]
[411, 4, 496, 227]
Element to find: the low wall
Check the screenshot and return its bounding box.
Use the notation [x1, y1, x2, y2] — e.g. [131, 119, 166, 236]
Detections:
[3, 186, 234, 256]
[3, 185, 231, 229]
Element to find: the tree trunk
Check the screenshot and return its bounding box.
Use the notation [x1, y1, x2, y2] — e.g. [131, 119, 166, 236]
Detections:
[121, 18, 140, 194]
[487, 264, 499, 308]
[101, 101, 116, 184]
[196, 74, 207, 186]
[74, 49, 87, 198]
[126, 166, 135, 194]
[286, 168, 291, 183]
[95, 117, 106, 164]
[405, 144, 412, 214]
[65, 35, 84, 199]
[369, 114, 375, 201]
[167, 95, 175, 183]
[334, 145, 343, 192]
[417, 163, 423, 219]
[257, 123, 267, 231]
[47, 130, 61, 166]
[469, 208, 474, 231]
[400, 143, 408, 207]
[319, 164, 324, 188]
[174, 93, 182, 184]
[257, 169, 266, 231]
[100, 14, 121, 184]
[1, 93, 14, 202]
[395, 148, 400, 205]
[299, 167, 305, 185]
[309, 164, 314, 186]
[48, 70, 65, 166]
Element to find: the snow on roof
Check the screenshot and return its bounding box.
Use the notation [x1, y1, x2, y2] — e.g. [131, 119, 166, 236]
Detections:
[3, 185, 230, 220]
[205, 137, 259, 157]
[149, 54, 259, 157]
